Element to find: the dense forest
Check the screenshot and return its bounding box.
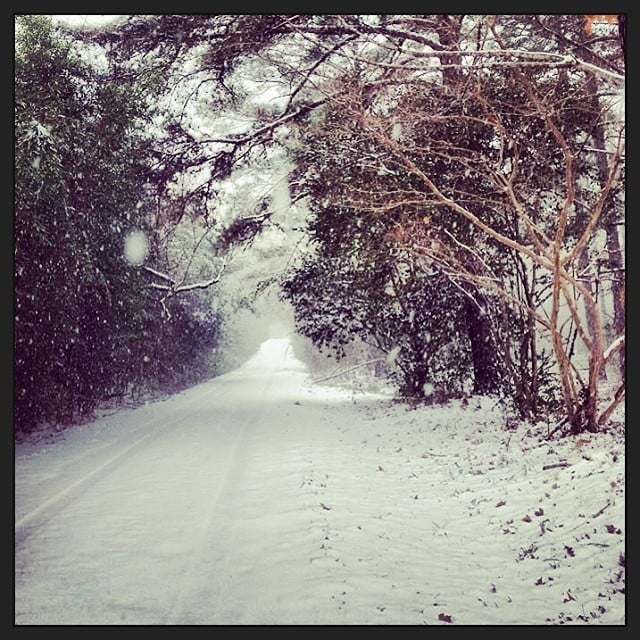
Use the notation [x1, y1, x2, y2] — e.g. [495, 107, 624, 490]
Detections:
[14, 14, 625, 437]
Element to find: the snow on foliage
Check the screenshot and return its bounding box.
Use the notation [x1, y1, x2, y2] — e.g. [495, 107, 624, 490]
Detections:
[386, 345, 401, 364]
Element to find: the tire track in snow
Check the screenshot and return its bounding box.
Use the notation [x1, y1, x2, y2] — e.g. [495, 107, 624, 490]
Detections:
[15, 381, 219, 548]
[163, 375, 273, 625]
[15, 430, 157, 547]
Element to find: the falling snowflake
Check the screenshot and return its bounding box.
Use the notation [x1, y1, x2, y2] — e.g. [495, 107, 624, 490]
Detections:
[124, 230, 149, 266]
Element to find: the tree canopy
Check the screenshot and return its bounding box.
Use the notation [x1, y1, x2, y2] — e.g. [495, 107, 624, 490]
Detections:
[16, 14, 625, 435]
[14, 16, 222, 434]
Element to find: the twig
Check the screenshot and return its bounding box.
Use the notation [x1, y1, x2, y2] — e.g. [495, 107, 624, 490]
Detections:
[199, 99, 325, 146]
[542, 461, 570, 471]
[591, 501, 611, 518]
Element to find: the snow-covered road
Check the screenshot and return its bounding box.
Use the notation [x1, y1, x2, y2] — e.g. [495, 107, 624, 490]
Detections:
[15, 337, 625, 625]
[15, 338, 357, 624]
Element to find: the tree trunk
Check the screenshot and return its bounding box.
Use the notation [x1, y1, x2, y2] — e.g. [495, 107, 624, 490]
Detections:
[434, 15, 505, 397]
[465, 295, 503, 395]
[577, 243, 607, 382]
[584, 71, 625, 380]
[434, 15, 464, 85]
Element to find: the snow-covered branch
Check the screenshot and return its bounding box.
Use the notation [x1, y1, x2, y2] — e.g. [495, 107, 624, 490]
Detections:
[198, 100, 326, 147]
[603, 334, 625, 363]
[143, 257, 228, 318]
[173, 276, 225, 293]
[143, 265, 175, 283]
[312, 357, 387, 384]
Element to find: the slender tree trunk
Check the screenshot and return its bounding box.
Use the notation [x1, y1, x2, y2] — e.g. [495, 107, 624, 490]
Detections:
[434, 15, 464, 85]
[465, 295, 503, 395]
[582, 70, 625, 380]
[435, 15, 505, 396]
[577, 243, 607, 382]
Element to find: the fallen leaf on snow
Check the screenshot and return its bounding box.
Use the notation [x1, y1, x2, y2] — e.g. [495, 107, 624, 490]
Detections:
[438, 613, 453, 623]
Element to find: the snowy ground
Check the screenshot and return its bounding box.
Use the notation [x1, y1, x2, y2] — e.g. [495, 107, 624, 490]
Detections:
[14, 337, 625, 625]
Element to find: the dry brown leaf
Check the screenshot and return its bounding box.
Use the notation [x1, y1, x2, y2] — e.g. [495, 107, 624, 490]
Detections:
[584, 14, 619, 35]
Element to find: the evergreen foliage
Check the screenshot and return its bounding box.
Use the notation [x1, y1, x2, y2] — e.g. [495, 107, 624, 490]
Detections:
[20, 14, 624, 434]
[14, 16, 221, 434]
